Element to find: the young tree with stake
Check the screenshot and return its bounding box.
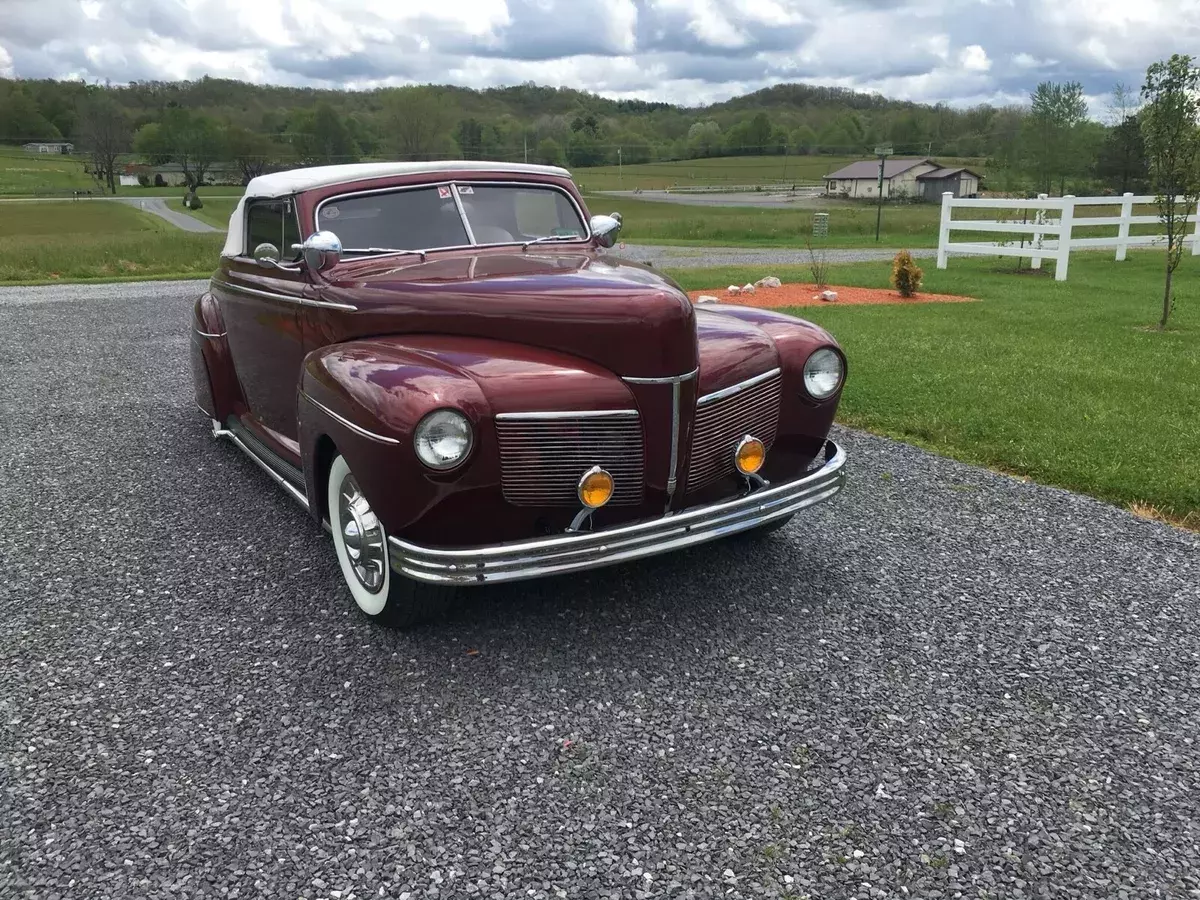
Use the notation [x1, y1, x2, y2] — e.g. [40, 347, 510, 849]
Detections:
[1140, 54, 1200, 330]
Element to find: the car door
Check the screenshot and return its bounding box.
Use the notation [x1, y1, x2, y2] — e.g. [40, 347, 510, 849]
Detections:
[213, 198, 309, 449]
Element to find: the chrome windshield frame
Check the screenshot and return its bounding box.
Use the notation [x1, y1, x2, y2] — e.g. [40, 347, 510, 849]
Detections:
[312, 180, 593, 260]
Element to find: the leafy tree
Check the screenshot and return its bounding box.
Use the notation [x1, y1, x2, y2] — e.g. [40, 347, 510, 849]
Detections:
[687, 120, 722, 157]
[385, 87, 453, 160]
[536, 136, 564, 166]
[1140, 53, 1200, 329]
[1095, 116, 1149, 193]
[132, 121, 171, 166]
[789, 124, 818, 155]
[565, 129, 605, 167]
[1025, 81, 1088, 194]
[157, 108, 226, 188]
[226, 125, 276, 184]
[286, 103, 359, 164]
[75, 90, 130, 194]
[0, 88, 62, 142]
[455, 118, 484, 159]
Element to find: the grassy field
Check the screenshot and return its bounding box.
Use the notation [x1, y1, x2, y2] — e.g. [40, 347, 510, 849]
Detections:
[667, 252, 1199, 528]
[594, 194, 944, 247]
[0, 148, 97, 196]
[175, 196, 240, 229]
[575, 155, 988, 191]
[0, 201, 222, 282]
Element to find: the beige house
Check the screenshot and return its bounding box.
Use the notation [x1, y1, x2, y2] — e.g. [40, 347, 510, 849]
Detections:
[823, 158, 980, 200]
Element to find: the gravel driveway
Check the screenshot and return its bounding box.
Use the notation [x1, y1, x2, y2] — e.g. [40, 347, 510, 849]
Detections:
[2, 281, 1198, 900]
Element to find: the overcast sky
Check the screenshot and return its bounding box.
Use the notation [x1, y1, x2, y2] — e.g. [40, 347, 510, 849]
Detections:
[1, 0, 1195, 112]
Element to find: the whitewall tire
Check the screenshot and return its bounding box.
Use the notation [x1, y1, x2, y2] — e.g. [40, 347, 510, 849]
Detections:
[326, 453, 454, 628]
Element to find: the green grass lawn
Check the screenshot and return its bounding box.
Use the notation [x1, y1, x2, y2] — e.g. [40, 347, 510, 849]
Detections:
[595, 194, 944, 247]
[0, 201, 222, 282]
[175, 196, 240, 229]
[575, 154, 986, 191]
[0, 148, 97, 196]
[666, 252, 1199, 528]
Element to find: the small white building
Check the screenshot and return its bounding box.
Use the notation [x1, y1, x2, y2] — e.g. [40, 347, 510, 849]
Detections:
[23, 141, 74, 154]
[823, 158, 940, 200]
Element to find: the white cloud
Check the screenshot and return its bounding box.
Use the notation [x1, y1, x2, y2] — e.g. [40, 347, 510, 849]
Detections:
[959, 45, 991, 72]
[0, 0, 1192, 110]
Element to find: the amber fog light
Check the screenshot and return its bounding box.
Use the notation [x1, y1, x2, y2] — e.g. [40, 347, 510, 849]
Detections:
[578, 466, 615, 508]
[734, 435, 766, 475]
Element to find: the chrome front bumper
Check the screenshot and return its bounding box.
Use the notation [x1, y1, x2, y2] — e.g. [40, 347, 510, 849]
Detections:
[388, 440, 846, 585]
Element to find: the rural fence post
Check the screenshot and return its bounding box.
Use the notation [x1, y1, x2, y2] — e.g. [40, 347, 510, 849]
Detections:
[1193, 200, 1200, 256]
[1030, 193, 1048, 270]
[1055, 196, 1076, 281]
[937, 192, 952, 269]
[1116, 193, 1134, 262]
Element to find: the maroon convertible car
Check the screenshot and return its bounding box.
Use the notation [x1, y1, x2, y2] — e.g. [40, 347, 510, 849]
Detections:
[191, 161, 847, 627]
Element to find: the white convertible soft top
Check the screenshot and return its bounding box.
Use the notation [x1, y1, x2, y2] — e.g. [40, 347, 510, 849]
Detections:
[221, 160, 574, 257]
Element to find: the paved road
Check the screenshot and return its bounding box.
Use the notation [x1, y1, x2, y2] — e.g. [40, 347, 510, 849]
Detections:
[2, 281, 1198, 900]
[116, 196, 221, 233]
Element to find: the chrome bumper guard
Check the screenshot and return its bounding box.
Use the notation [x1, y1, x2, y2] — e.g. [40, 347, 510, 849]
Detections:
[388, 440, 846, 586]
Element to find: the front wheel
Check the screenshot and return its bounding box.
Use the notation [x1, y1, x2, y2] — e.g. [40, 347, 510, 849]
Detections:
[327, 454, 454, 628]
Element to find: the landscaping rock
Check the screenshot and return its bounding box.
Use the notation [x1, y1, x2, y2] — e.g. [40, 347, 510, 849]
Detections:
[755, 276, 782, 288]
[695, 295, 719, 304]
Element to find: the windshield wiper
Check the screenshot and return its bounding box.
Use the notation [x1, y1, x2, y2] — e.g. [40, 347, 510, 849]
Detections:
[349, 247, 428, 261]
[522, 234, 583, 250]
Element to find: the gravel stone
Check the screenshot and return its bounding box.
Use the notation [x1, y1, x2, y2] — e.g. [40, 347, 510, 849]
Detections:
[2, 280, 1198, 900]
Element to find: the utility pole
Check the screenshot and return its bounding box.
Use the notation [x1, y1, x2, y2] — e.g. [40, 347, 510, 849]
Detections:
[523, 134, 528, 163]
[874, 144, 893, 243]
[618, 147, 622, 189]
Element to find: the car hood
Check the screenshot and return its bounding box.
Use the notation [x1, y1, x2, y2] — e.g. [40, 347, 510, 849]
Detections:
[314, 249, 700, 381]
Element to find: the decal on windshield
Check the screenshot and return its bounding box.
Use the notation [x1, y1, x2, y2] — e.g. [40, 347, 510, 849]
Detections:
[437, 186, 452, 199]
[457, 185, 474, 195]
[323, 206, 340, 219]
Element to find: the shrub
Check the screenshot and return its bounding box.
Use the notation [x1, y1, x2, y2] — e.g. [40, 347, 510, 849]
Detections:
[136, 173, 151, 187]
[153, 173, 166, 187]
[805, 235, 829, 289]
[891, 249, 923, 297]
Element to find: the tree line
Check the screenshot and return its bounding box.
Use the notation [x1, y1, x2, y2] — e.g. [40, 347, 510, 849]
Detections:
[0, 71, 1169, 202]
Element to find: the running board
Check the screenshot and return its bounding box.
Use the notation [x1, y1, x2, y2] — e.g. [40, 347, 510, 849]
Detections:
[212, 416, 309, 511]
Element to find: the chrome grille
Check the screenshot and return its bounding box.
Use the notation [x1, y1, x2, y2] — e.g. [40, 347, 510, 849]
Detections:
[686, 371, 783, 492]
[495, 414, 644, 507]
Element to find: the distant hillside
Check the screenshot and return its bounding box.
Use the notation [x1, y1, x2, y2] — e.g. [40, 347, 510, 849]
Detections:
[1, 74, 1124, 197]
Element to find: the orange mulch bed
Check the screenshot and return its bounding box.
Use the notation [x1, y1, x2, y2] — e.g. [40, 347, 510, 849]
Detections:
[687, 283, 978, 309]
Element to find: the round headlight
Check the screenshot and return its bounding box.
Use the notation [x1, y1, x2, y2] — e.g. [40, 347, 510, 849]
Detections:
[803, 348, 844, 400]
[413, 409, 473, 469]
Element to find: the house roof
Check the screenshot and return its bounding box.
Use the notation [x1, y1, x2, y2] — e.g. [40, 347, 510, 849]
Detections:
[823, 158, 934, 180]
[916, 166, 983, 180]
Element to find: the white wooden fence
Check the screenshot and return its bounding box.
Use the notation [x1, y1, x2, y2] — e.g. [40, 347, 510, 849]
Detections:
[936, 191, 1200, 281]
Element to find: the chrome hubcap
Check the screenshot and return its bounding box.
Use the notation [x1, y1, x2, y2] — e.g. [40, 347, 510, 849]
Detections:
[337, 472, 386, 593]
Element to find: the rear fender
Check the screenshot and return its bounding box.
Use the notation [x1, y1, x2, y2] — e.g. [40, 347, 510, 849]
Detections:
[190, 291, 243, 422]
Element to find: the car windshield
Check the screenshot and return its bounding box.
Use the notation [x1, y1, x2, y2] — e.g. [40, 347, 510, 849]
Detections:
[315, 183, 588, 253]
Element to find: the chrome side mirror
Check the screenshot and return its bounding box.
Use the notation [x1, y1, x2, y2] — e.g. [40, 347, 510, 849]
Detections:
[253, 243, 281, 267]
[590, 213, 622, 248]
[299, 230, 342, 271]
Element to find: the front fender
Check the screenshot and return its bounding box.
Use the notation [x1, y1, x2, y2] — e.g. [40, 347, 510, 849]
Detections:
[298, 339, 492, 530]
[702, 305, 845, 472]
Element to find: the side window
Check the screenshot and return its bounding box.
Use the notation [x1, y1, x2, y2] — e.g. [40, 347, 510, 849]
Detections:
[245, 199, 301, 260]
